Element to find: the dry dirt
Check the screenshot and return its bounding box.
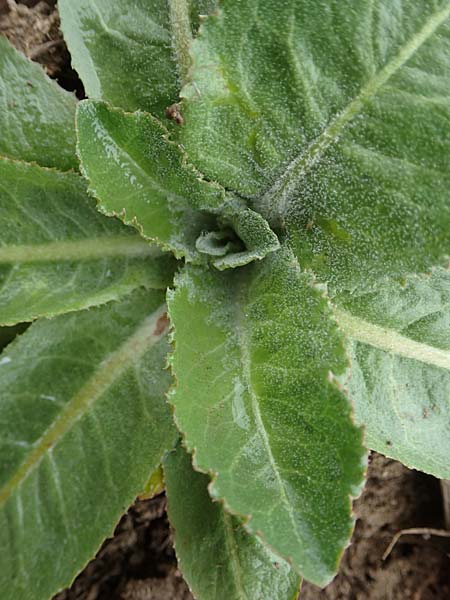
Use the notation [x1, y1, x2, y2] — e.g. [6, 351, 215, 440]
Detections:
[301, 454, 450, 600]
[2, 2, 450, 599]
[1, 0, 83, 94]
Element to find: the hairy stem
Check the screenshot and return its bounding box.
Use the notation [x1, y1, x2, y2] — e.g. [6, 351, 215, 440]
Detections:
[169, 0, 193, 87]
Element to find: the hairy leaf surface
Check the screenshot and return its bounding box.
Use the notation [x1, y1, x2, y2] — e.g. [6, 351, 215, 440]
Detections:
[77, 100, 279, 266]
[0, 159, 175, 325]
[59, 0, 216, 116]
[167, 248, 365, 585]
[181, 0, 450, 290]
[164, 445, 301, 600]
[4, 1, 448, 595]
[335, 269, 450, 478]
[0, 36, 77, 170]
[76, 100, 221, 260]
[0, 289, 177, 600]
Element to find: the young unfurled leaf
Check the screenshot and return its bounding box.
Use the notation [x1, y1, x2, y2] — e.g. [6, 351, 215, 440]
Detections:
[180, 1, 450, 290]
[0, 289, 178, 600]
[0, 158, 175, 325]
[59, 0, 217, 116]
[335, 268, 450, 478]
[0, 36, 77, 170]
[167, 247, 365, 585]
[209, 204, 280, 270]
[164, 445, 301, 600]
[77, 100, 279, 266]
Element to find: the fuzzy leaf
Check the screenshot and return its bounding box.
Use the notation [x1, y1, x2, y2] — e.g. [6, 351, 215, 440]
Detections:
[76, 100, 221, 260]
[335, 268, 450, 478]
[77, 100, 279, 266]
[180, 1, 450, 290]
[59, 0, 216, 116]
[0, 36, 77, 170]
[164, 445, 301, 600]
[167, 247, 365, 586]
[0, 289, 177, 600]
[0, 158, 175, 325]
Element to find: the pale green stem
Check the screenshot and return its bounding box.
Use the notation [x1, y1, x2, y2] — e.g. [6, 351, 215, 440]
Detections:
[169, 0, 193, 87]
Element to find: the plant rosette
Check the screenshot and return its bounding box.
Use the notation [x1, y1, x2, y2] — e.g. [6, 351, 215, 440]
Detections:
[0, 2, 449, 599]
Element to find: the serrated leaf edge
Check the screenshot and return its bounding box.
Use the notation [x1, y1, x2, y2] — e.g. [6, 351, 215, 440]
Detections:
[165, 265, 367, 585]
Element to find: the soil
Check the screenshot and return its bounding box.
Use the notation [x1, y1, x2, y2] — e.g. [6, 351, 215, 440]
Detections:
[0, 0, 83, 95]
[2, 3, 450, 599]
[301, 454, 450, 600]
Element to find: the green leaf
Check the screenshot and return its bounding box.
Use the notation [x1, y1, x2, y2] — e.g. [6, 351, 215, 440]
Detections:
[180, 1, 450, 290]
[59, 0, 216, 116]
[334, 268, 450, 478]
[76, 100, 220, 260]
[0, 36, 77, 170]
[76, 100, 279, 266]
[167, 247, 365, 586]
[208, 205, 280, 271]
[0, 158, 175, 325]
[58, 0, 176, 114]
[164, 444, 301, 600]
[189, 0, 218, 31]
[0, 289, 177, 600]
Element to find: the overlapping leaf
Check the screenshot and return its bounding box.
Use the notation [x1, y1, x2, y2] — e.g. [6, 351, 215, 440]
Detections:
[173, 0, 450, 503]
[2, 1, 449, 597]
[0, 158, 175, 324]
[334, 268, 450, 478]
[76, 100, 220, 260]
[59, 0, 217, 116]
[164, 445, 301, 600]
[0, 289, 177, 600]
[180, 0, 450, 290]
[76, 100, 279, 266]
[167, 247, 365, 585]
[0, 36, 77, 170]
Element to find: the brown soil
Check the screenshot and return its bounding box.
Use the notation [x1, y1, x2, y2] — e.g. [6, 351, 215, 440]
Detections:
[301, 454, 450, 600]
[2, 3, 450, 599]
[1, 0, 83, 95]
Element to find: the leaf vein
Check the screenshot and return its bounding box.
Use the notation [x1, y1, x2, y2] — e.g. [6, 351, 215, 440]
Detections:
[0, 305, 168, 509]
[336, 308, 450, 370]
[263, 2, 450, 218]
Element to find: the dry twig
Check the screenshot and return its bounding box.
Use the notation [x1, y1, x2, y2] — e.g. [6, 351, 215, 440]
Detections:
[383, 527, 450, 560]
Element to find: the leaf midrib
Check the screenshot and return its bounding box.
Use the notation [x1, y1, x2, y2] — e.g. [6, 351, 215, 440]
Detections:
[89, 0, 130, 43]
[0, 304, 168, 508]
[233, 274, 303, 553]
[0, 236, 159, 263]
[83, 111, 188, 205]
[168, 0, 193, 87]
[262, 2, 450, 218]
[335, 308, 450, 370]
